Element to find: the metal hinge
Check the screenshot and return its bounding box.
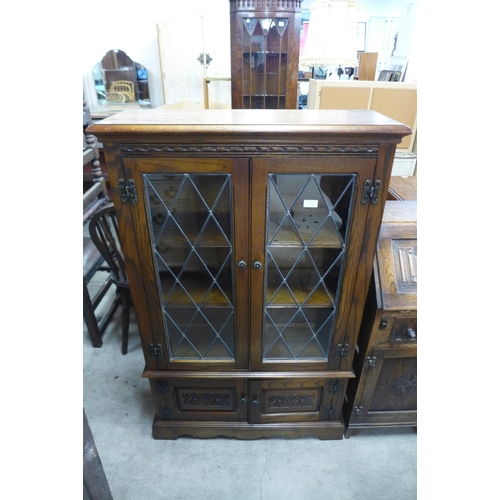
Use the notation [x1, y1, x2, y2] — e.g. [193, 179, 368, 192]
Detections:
[155, 380, 169, 393]
[364, 357, 377, 368]
[379, 317, 389, 329]
[118, 178, 138, 204]
[361, 179, 382, 205]
[329, 380, 342, 394]
[336, 343, 350, 359]
[354, 406, 364, 416]
[160, 406, 172, 418]
[149, 343, 163, 360]
[324, 406, 336, 419]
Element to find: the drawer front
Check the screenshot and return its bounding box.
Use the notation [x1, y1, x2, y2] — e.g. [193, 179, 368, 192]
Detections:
[376, 313, 417, 346]
[389, 316, 417, 344]
[150, 378, 247, 422]
[249, 378, 345, 424]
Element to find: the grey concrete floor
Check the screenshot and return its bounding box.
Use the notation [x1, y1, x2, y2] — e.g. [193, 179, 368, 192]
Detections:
[83, 272, 417, 500]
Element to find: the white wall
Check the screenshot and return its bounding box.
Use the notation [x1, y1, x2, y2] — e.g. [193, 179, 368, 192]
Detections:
[83, 0, 416, 109]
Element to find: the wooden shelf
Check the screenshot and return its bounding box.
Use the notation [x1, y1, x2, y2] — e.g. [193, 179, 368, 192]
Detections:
[266, 271, 336, 308]
[155, 228, 231, 249]
[263, 324, 329, 359]
[161, 274, 232, 307]
[268, 226, 342, 248]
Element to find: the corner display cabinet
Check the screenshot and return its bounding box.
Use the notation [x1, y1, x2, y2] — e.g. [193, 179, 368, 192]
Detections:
[88, 108, 411, 440]
[229, 0, 302, 109]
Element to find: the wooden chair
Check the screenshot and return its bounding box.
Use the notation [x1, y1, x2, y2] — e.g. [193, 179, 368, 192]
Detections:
[83, 94, 121, 348]
[83, 182, 120, 348]
[88, 203, 131, 355]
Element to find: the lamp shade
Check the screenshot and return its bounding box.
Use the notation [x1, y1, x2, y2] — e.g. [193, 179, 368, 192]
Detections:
[301, 0, 360, 68]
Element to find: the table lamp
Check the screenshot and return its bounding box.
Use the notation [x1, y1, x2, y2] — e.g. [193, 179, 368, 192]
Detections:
[301, 0, 360, 79]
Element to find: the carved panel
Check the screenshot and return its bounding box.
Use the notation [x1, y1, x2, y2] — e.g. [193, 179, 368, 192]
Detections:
[229, 0, 302, 12]
[175, 388, 236, 411]
[392, 239, 417, 293]
[268, 394, 314, 408]
[370, 358, 417, 412]
[262, 388, 321, 413]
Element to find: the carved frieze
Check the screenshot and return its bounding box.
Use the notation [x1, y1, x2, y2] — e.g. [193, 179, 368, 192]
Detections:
[230, 0, 302, 12]
[121, 144, 379, 157]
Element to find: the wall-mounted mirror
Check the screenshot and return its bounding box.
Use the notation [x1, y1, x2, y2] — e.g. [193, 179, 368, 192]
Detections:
[92, 49, 151, 108]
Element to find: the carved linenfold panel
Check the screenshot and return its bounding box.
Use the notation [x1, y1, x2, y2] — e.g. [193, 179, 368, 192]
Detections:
[392, 239, 417, 293]
[120, 144, 380, 157]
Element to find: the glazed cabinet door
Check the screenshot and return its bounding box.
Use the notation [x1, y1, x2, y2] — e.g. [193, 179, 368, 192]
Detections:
[121, 157, 250, 371]
[250, 157, 377, 371]
[230, 1, 301, 109]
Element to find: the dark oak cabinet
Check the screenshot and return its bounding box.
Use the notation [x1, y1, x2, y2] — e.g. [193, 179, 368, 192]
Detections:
[344, 201, 417, 436]
[88, 108, 411, 439]
[229, 0, 302, 109]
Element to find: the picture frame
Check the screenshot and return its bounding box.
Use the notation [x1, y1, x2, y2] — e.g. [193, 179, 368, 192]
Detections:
[389, 56, 409, 81]
[378, 70, 394, 82]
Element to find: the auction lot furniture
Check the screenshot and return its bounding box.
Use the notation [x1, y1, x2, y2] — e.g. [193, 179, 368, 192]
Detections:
[343, 200, 417, 437]
[88, 108, 410, 439]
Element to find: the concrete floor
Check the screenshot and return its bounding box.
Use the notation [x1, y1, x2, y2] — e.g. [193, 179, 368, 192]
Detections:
[83, 272, 417, 500]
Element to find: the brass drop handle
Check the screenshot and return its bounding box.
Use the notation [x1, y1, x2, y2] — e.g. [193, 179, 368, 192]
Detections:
[251, 398, 259, 406]
[407, 328, 416, 339]
[239, 397, 247, 405]
[253, 261, 262, 270]
[237, 260, 247, 269]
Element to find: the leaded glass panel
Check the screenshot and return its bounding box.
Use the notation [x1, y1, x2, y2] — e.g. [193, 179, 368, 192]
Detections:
[242, 17, 289, 109]
[263, 173, 355, 361]
[144, 173, 235, 361]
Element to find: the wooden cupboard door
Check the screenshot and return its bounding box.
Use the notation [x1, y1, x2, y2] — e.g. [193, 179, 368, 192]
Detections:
[351, 347, 417, 426]
[248, 378, 343, 424]
[250, 157, 377, 371]
[122, 157, 250, 371]
[150, 378, 247, 422]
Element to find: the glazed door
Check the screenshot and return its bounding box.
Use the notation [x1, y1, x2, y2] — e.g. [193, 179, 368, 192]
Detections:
[250, 157, 377, 371]
[122, 157, 249, 371]
[241, 16, 291, 109]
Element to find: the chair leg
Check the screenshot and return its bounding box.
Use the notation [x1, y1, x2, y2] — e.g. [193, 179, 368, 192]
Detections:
[83, 277, 103, 348]
[121, 288, 131, 355]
